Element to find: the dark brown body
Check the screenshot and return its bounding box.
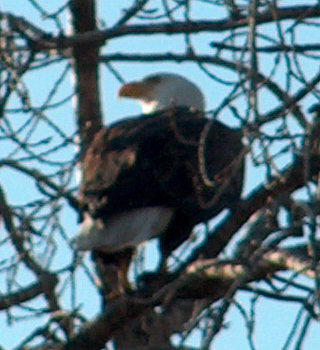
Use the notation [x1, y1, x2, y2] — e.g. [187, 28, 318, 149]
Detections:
[80, 107, 245, 260]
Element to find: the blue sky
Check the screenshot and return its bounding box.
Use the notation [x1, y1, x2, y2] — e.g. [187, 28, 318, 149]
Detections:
[1, 0, 320, 349]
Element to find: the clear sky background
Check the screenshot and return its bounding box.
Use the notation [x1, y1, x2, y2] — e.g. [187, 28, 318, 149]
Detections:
[1, 0, 320, 349]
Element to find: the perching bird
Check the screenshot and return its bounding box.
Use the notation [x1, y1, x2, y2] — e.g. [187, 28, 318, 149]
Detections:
[73, 73, 245, 299]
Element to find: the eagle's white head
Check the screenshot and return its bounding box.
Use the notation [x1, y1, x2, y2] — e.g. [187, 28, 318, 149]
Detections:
[118, 73, 205, 114]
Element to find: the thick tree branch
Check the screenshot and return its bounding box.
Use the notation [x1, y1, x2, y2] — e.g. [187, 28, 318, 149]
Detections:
[211, 42, 320, 53]
[69, 0, 102, 155]
[3, 6, 320, 50]
[62, 298, 154, 350]
[0, 275, 58, 310]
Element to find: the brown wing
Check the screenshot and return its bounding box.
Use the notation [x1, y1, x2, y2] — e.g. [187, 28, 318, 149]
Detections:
[80, 107, 244, 225]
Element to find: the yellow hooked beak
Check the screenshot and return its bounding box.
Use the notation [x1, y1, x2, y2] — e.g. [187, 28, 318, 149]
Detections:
[117, 81, 149, 99]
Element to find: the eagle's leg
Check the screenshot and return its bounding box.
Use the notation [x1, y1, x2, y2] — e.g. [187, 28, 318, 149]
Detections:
[116, 249, 134, 295]
[157, 215, 194, 274]
[137, 218, 194, 294]
[92, 248, 134, 306]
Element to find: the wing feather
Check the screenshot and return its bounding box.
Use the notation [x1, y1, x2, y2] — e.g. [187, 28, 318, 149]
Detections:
[80, 107, 244, 223]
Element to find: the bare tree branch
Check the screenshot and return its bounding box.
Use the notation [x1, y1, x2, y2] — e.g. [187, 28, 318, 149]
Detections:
[3, 6, 320, 50]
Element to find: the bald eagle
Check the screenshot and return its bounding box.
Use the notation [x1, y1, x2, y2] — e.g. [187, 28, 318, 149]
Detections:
[73, 73, 245, 298]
